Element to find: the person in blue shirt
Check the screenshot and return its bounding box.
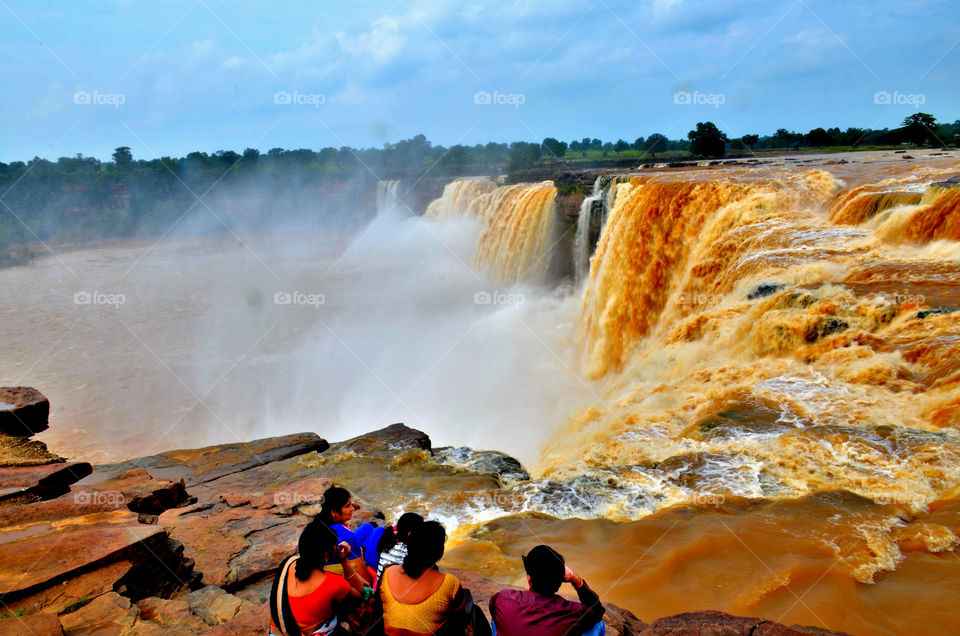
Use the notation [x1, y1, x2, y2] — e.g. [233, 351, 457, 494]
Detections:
[318, 486, 374, 587]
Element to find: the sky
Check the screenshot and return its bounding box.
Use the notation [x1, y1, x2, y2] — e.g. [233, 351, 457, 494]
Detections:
[2, 0, 958, 162]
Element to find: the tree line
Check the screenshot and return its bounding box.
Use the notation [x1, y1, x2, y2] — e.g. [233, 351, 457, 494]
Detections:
[0, 112, 956, 265]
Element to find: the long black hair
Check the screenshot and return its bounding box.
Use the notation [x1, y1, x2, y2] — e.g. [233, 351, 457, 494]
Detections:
[377, 512, 424, 555]
[295, 518, 339, 581]
[319, 486, 350, 525]
[402, 520, 446, 578]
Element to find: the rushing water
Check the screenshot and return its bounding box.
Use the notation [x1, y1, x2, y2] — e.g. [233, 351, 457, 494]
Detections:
[3, 149, 960, 634]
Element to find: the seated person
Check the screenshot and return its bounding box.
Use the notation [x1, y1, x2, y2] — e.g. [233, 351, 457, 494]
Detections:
[269, 518, 367, 636]
[376, 512, 424, 580]
[319, 486, 374, 585]
[378, 520, 475, 635]
[489, 545, 605, 636]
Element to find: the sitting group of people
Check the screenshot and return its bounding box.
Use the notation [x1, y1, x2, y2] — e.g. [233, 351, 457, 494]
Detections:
[268, 486, 606, 636]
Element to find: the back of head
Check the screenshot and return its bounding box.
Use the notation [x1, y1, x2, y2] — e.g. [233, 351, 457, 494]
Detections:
[377, 511, 424, 555]
[319, 486, 350, 524]
[296, 518, 339, 581]
[523, 545, 565, 595]
[402, 520, 446, 578]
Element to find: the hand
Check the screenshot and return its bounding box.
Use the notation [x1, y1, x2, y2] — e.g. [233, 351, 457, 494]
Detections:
[564, 566, 583, 588]
[336, 541, 351, 560]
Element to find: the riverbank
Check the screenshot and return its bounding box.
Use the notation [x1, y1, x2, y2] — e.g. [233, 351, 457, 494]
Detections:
[0, 387, 845, 635]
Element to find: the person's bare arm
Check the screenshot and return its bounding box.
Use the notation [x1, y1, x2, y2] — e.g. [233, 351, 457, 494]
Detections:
[337, 542, 369, 595]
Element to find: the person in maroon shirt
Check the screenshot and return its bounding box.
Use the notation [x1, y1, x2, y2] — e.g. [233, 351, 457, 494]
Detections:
[489, 545, 606, 636]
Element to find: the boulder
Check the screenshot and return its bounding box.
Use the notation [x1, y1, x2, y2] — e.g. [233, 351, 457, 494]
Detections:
[200, 603, 270, 636]
[0, 387, 50, 437]
[0, 613, 63, 635]
[58, 591, 138, 634]
[337, 422, 431, 454]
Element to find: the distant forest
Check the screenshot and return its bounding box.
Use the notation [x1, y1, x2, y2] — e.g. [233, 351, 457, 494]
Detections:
[1, 112, 957, 266]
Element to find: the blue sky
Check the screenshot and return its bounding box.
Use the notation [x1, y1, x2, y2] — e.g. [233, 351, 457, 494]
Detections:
[2, 0, 958, 161]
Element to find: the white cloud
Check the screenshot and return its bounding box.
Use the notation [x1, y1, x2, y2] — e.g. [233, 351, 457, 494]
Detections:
[335, 15, 406, 65]
[30, 82, 66, 119]
[222, 56, 246, 70]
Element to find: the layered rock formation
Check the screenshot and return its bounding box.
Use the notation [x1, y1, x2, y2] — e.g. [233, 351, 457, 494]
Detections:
[0, 388, 846, 635]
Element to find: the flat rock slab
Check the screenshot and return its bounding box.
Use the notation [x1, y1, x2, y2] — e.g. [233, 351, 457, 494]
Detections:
[4, 560, 133, 616]
[0, 517, 165, 599]
[0, 387, 50, 437]
[93, 433, 328, 487]
[639, 610, 848, 636]
[0, 613, 63, 635]
[0, 462, 92, 503]
[0, 436, 63, 468]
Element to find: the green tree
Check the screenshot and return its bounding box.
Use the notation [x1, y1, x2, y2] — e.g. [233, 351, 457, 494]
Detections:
[741, 134, 759, 148]
[806, 127, 832, 147]
[632, 136, 645, 151]
[112, 146, 133, 165]
[541, 137, 567, 158]
[644, 134, 668, 157]
[900, 113, 940, 146]
[687, 122, 728, 157]
[614, 139, 629, 152]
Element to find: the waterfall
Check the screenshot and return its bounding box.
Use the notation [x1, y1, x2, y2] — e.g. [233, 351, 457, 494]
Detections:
[376, 179, 402, 217]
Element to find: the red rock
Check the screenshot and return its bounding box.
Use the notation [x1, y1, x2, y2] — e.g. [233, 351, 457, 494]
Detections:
[0, 387, 50, 437]
[0, 462, 92, 504]
[200, 603, 270, 636]
[0, 613, 63, 635]
[0, 517, 165, 599]
[3, 561, 132, 616]
[94, 433, 329, 487]
[638, 610, 847, 635]
[58, 591, 138, 634]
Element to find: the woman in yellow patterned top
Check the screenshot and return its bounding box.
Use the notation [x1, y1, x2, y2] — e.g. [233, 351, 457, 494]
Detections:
[378, 520, 473, 635]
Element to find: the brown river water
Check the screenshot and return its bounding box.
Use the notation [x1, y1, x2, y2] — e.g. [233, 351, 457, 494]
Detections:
[2, 149, 960, 634]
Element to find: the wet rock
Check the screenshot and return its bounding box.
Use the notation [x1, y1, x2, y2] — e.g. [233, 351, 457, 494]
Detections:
[804, 316, 848, 343]
[748, 281, 786, 300]
[0, 387, 50, 437]
[638, 610, 846, 635]
[337, 422, 431, 454]
[94, 432, 328, 487]
[81, 468, 189, 515]
[184, 585, 257, 626]
[917, 307, 956, 319]
[931, 174, 960, 188]
[433, 447, 530, 483]
[0, 436, 63, 468]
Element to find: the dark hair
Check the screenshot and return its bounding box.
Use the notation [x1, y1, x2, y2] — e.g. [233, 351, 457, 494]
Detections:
[377, 512, 424, 555]
[402, 520, 446, 578]
[295, 518, 339, 581]
[523, 545, 565, 595]
[319, 486, 351, 525]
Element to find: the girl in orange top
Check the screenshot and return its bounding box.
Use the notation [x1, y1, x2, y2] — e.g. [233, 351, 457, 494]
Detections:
[378, 520, 472, 636]
[270, 518, 367, 636]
